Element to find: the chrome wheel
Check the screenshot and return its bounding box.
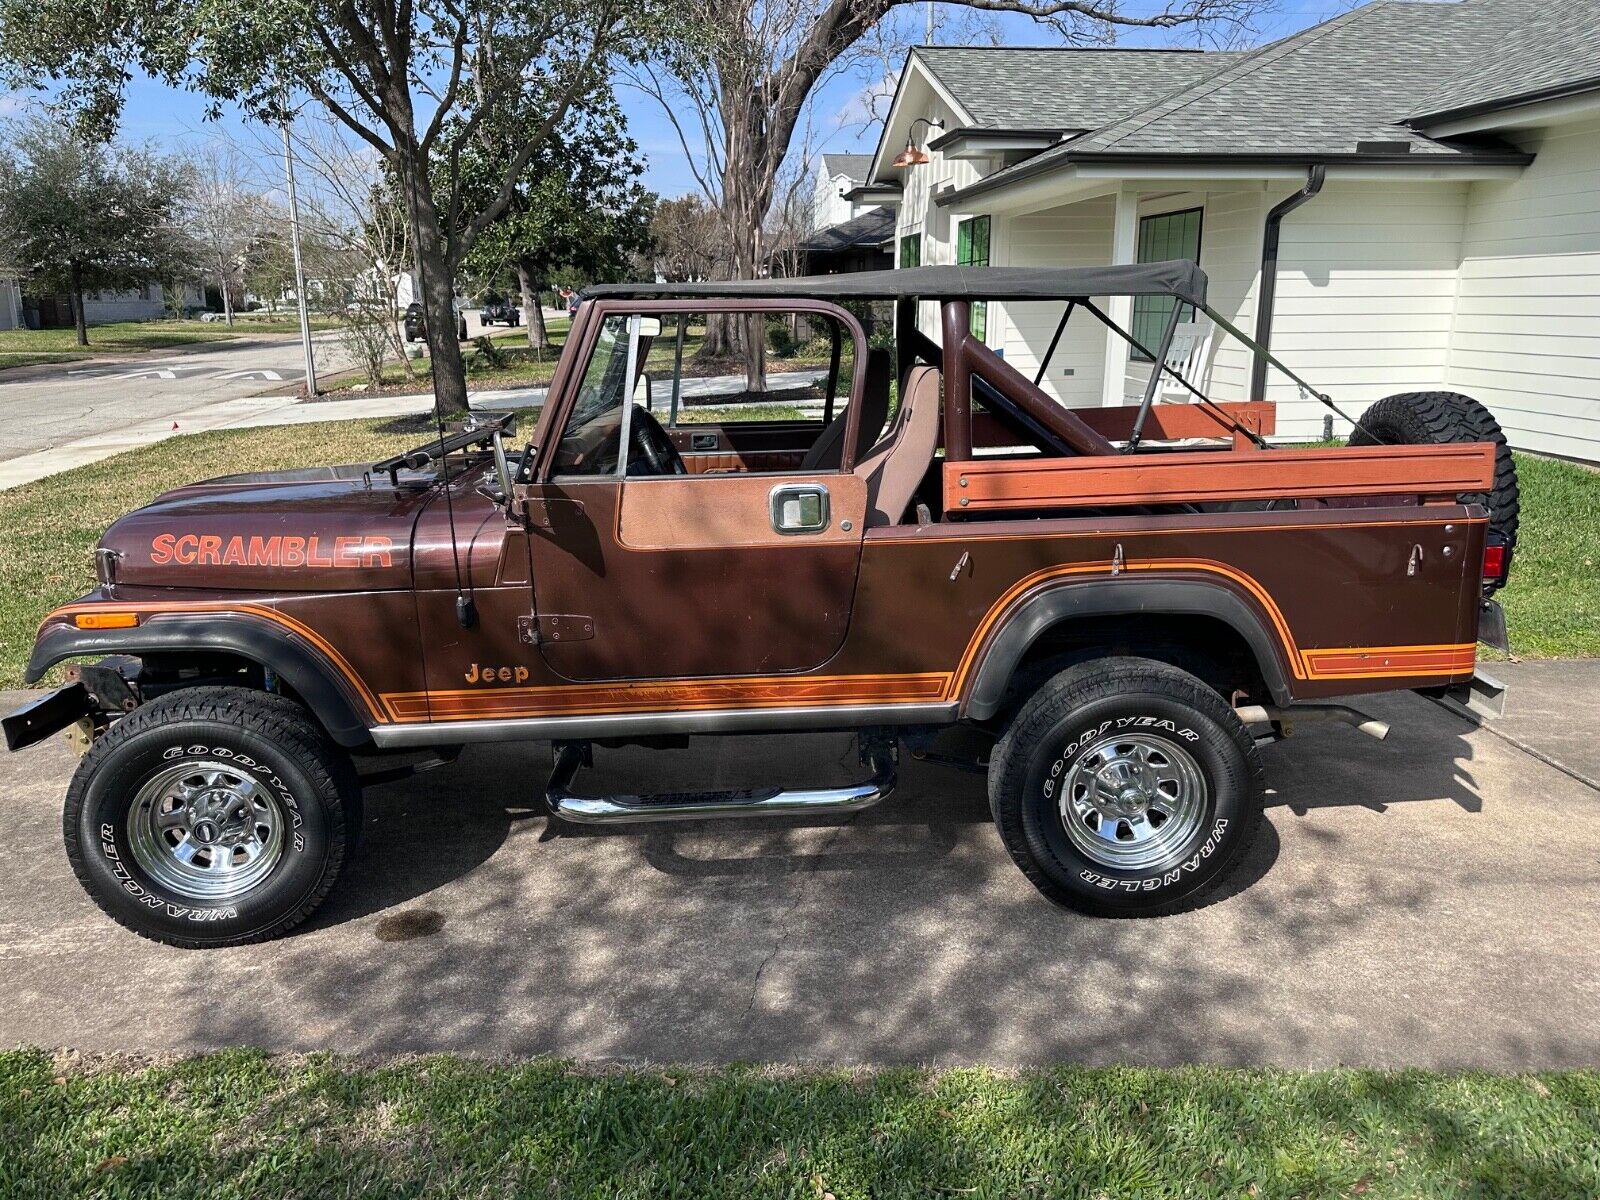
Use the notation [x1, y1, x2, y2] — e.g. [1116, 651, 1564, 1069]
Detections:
[1058, 733, 1207, 871]
[126, 761, 285, 901]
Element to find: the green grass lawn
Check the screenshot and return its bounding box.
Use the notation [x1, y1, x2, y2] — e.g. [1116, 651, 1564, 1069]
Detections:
[0, 320, 238, 360]
[1496, 453, 1600, 657]
[2, 1050, 1596, 1199]
[0, 427, 1592, 688]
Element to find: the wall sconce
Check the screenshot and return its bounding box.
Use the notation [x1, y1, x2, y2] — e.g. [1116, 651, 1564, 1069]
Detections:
[892, 118, 944, 168]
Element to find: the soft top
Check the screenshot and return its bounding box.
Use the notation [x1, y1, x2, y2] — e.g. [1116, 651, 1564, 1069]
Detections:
[585, 260, 1208, 308]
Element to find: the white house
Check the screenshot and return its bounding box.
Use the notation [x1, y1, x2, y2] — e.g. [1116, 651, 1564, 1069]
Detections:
[809, 153, 878, 232]
[867, 0, 1600, 460]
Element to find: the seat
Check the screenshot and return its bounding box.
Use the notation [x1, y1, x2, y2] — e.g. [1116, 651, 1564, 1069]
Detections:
[857, 365, 942, 526]
[800, 347, 892, 471]
[1156, 318, 1213, 402]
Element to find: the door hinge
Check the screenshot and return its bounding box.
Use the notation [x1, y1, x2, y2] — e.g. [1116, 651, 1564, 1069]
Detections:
[522, 613, 594, 644]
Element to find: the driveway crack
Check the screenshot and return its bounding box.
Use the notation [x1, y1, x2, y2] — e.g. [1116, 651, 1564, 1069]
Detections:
[743, 809, 863, 1017]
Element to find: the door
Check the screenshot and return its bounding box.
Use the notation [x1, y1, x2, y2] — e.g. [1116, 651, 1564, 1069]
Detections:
[527, 304, 870, 682]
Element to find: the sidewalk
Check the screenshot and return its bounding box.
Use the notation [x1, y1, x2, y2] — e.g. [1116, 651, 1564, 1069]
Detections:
[0, 368, 827, 492]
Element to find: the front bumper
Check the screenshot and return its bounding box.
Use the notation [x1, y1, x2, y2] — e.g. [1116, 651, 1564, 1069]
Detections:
[3, 683, 90, 752]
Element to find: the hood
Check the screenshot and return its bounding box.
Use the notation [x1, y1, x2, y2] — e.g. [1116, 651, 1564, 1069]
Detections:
[101, 465, 433, 592]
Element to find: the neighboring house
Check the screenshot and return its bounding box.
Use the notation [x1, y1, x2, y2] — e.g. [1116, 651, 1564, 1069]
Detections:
[795, 207, 896, 275]
[867, 0, 1600, 459]
[809, 154, 878, 232]
[20, 283, 176, 328]
[794, 154, 897, 276]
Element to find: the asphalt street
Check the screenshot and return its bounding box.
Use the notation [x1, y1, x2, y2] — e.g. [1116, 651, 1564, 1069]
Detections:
[0, 334, 356, 464]
[1, 662, 1596, 1068]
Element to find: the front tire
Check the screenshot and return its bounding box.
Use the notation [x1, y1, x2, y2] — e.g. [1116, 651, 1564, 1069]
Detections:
[988, 657, 1264, 916]
[63, 687, 360, 948]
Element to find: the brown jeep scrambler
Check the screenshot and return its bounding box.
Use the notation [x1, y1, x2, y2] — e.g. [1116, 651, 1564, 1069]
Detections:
[4, 263, 1516, 947]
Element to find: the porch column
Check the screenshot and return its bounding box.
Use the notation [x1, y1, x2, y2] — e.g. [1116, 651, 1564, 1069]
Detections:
[1100, 186, 1139, 408]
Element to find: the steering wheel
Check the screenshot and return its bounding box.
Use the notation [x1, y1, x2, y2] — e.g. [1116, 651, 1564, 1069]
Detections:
[628, 405, 686, 476]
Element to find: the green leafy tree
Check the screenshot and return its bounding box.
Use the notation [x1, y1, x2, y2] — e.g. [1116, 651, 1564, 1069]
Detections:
[461, 94, 655, 351]
[0, 0, 663, 414]
[0, 118, 198, 345]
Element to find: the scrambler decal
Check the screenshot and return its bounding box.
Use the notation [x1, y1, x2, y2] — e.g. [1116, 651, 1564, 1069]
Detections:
[99, 744, 305, 919]
[149, 532, 393, 568]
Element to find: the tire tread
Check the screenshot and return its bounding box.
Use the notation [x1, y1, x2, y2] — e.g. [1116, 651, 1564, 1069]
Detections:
[988, 657, 1264, 918]
[62, 686, 357, 949]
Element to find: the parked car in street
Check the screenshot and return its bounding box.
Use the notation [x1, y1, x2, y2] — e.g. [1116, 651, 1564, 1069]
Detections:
[480, 300, 521, 327]
[3, 262, 1516, 947]
[404, 300, 469, 343]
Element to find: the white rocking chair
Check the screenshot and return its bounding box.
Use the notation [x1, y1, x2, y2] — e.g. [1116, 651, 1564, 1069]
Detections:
[1156, 318, 1213, 403]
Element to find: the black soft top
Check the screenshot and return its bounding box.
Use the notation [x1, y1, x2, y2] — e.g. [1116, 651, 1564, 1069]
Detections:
[586, 260, 1208, 308]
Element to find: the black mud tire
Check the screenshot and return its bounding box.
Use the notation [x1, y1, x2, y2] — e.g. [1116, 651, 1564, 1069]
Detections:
[1349, 391, 1520, 573]
[63, 687, 360, 949]
[987, 657, 1264, 917]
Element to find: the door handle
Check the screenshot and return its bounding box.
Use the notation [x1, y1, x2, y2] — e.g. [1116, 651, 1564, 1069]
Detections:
[769, 483, 830, 534]
[690, 432, 720, 451]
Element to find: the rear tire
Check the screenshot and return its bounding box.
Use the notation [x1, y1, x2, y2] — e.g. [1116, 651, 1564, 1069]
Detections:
[63, 687, 360, 948]
[1350, 391, 1519, 578]
[988, 657, 1264, 916]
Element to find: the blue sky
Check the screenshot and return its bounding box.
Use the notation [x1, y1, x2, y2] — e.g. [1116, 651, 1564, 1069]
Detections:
[2, 0, 1358, 201]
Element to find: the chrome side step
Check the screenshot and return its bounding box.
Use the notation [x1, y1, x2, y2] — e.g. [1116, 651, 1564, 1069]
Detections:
[545, 738, 898, 825]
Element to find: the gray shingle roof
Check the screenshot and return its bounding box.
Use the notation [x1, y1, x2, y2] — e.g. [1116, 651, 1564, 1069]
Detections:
[1410, 0, 1600, 122]
[940, 0, 1549, 203]
[820, 153, 873, 181]
[915, 46, 1239, 130]
[797, 206, 896, 252]
[1060, 0, 1539, 158]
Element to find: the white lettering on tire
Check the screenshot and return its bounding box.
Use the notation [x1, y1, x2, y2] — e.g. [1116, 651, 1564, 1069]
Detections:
[99, 741, 300, 920]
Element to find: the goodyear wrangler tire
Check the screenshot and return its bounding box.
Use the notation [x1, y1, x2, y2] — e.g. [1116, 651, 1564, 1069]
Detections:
[63, 687, 360, 948]
[1349, 391, 1519, 580]
[988, 657, 1264, 917]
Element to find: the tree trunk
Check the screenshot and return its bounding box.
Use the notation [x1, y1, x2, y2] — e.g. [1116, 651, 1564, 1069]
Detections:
[398, 156, 470, 418]
[516, 258, 547, 351]
[70, 264, 87, 347]
[720, 163, 769, 392]
[220, 263, 235, 327]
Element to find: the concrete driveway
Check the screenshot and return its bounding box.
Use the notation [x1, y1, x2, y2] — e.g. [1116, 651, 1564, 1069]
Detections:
[1, 665, 1596, 1068]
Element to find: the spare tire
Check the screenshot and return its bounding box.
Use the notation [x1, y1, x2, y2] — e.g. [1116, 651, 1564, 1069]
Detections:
[1349, 391, 1519, 584]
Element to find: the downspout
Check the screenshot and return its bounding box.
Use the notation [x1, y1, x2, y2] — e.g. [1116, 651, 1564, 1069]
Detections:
[1250, 165, 1325, 399]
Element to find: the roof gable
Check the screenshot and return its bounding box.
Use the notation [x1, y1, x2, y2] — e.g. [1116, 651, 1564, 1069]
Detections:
[820, 153, 874, 182]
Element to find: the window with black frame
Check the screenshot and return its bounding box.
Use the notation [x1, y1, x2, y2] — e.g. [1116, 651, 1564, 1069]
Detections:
[1130, 207, 1202, 361]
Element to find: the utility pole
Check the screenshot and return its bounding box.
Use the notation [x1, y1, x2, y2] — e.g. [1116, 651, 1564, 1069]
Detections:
[280, 115, 318, 397]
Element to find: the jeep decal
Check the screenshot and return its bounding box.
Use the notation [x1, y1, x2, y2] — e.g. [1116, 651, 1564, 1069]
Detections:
[149, 532, 393, 568]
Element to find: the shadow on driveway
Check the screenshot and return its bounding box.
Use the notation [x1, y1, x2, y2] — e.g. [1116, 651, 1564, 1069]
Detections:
[1, 687, 1596, 1068]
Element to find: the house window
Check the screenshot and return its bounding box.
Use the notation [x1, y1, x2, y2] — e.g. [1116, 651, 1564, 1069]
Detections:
[956, 215, 991, 341]
[1130, 207, 1202, 361]
[898, 233, 921, 268]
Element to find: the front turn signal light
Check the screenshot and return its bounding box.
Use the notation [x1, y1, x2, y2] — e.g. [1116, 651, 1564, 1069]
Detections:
[74, 612, 139, 630]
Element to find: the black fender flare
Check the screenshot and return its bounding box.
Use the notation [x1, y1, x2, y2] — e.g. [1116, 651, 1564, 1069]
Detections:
[962, 577, 1295, 720]
[25, 613, 372, 747]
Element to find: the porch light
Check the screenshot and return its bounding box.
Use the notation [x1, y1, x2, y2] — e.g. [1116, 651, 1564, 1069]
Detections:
[892, 118, 942, 169]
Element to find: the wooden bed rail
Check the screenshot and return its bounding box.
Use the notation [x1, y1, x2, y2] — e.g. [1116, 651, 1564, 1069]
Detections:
[969, 402, 1275, 450]
[944, 442, 1495, 513]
